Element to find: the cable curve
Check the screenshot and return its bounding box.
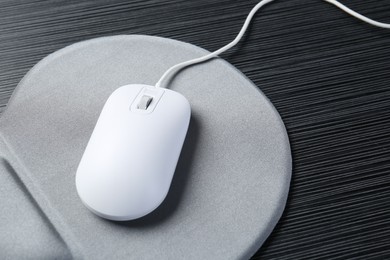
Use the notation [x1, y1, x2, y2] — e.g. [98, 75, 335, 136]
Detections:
[155, 0, 390, 88]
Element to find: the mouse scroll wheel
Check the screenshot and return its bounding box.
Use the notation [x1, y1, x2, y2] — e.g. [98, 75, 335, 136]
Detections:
[137, 95, 153, 110]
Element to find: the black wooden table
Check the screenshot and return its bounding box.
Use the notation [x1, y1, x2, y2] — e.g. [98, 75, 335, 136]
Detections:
[1, 0, 389, 259]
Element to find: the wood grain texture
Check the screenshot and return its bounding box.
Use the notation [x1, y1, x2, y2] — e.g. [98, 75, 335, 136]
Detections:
[0, 0, 389, 259]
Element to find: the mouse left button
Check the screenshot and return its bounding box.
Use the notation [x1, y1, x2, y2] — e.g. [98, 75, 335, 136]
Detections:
[137, 95, 153, 110]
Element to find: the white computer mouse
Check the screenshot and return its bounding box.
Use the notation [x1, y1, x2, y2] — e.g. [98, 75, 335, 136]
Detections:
[76, 84, 191, 221]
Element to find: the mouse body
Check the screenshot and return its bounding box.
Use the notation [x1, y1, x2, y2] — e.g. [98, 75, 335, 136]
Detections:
[76, 84, 191, 221]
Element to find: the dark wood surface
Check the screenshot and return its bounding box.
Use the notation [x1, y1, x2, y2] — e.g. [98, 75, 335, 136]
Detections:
[1, 0, 389, 259]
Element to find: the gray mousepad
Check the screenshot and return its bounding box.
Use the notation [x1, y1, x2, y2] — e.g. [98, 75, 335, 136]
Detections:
[0, 35, 291, 259]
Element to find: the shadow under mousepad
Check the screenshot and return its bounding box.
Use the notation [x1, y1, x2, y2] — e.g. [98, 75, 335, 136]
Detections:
[0, 35, 291, 259]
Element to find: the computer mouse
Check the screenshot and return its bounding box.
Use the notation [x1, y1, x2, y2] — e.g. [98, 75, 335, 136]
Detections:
[75, 84, 191, 221]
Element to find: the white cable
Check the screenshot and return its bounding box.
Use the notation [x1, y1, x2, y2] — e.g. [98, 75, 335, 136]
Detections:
[324, 0, 390, 29]
[154, 0, 275, 88]
[155, 0, 390, 88]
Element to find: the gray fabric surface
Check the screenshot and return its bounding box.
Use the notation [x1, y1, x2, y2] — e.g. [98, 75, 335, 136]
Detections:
[0, 35, 291, 259]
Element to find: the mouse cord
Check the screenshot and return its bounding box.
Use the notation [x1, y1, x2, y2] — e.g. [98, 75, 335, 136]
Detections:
[154, 0, 390, 88]
[324, 0, 390, 29]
